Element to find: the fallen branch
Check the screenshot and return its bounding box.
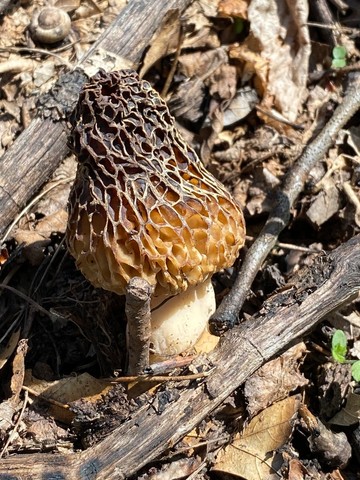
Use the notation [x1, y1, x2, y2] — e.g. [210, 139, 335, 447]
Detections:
[1, 234, 359, 479]
[210, 72, 360, 333]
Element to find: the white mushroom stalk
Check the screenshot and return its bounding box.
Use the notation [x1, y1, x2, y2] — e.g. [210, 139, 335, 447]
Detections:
[150, 278, 216, 358]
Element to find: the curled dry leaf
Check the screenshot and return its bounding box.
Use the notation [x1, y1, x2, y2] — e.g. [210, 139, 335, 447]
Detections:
[10, 339, 28, 402]
[229, 43, 268, 96]
[168, 77, 206, 125]
[24, 371, 111, 404]
[288, 458, 309, 480]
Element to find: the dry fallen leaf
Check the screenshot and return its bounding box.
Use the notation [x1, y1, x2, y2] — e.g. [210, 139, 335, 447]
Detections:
[305, 177, 341, 227]
[24, 371, 111, 425]
[230, 0, 310, 122]
[193, 327, 219, 354]
[213, 395, 300, 480]
[148, 456, 203, 480]
[288, 458, 309, 480]
[218, 0, 250, 19]
[329, 391, 360, 427]
[223, 87, 258, 126]
[24, 371, 111, 404]
[249, 0, 310, 121]
[182, 0, 220, 49]
[15, 209, 68, 265]
[229, 42, 268, 97]
[245, 343, 308, 417]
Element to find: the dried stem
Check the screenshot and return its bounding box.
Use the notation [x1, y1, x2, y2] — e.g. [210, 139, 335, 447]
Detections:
[210, 72, 360, 334]
[125, 277, 154, 375]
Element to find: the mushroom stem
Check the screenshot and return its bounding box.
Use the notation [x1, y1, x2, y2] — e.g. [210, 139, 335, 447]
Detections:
[149, 278, 216, 360]
[125, 277, 154, 375]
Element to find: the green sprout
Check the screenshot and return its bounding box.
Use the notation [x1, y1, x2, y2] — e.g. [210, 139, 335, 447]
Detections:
[331, 329, 360, 382]
[331, 45, 347, 69]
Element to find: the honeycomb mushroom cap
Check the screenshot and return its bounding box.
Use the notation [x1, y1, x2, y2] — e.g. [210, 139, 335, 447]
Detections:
[67, 69, 245, 297]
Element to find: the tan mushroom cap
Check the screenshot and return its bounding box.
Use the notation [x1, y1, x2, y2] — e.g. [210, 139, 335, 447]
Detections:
[66, 69, 245, 297]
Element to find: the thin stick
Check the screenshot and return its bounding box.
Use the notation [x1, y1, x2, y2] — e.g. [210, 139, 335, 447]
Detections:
[210, 73, 360, 333]
[111, 371, 212, 383]
[0, 47, 73, 68]
[245, 235, 322, 254]
[0, 284, 54, 320]
[22, 385, 70, 409]
[161, 26, 184, 98]
[125, 277, 154, 375]
[0, 390, 29, 458]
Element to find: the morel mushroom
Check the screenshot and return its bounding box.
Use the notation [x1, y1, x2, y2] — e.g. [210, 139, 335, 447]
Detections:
[66, 69, 245, 357]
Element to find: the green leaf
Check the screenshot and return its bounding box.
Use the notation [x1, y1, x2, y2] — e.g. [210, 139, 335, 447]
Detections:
[332, 46, 347, 68]
[332, 58, 347, 69]
[351, 361, 360, 382]
[332, 46, 347, 60]
[332, 329, 347, 364]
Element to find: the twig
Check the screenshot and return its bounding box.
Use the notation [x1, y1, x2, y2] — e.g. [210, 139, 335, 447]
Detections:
[111, 371, 212, 383]
[309, 0, 339, 46]
[255, 106, 304, 131]
[0, 284, 54, 319]
[144, 354, 195, 374]
[210, 73, 360, 334]
[160, 26, 184, 98]
[22, 385, 70, 410]
[245, 235, 322, 254]
[0, 177, 74, 244]
[125, 277, 154, 375]
[0, 46, 73, 69]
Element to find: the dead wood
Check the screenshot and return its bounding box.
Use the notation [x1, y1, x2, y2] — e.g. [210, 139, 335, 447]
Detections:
[0, 0, 193, 240]
[0, 234, 359, 479]
[125, 277, 153, 375]
[210, 72, 360, 333]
